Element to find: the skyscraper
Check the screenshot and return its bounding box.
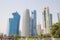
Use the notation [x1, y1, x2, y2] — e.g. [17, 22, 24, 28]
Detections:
[57, 12, 60, 21]
[9, 12, 20, 36]
[21, 9, 30, 37]
[50, 14, 52, 26]
[42, 7, 50, 34]
[30, 10, 37, 36]
[37, 24, 41, 35]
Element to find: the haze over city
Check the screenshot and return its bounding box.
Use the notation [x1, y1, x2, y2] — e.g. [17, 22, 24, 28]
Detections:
[0, 0, 60, 35]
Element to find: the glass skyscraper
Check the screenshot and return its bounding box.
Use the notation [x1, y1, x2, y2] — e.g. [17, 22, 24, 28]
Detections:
[30, 10, 37, 36]
[50, 14, 52, 26]
[57, 12, 60, 21]
[8, 12, 20, 36]
[42, 7, 50, 34]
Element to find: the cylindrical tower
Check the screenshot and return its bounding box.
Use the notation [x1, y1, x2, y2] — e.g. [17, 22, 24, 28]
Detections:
[21, 9, 30, 37]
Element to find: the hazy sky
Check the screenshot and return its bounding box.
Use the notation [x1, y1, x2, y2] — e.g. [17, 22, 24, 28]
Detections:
[0, 0, 60, 35]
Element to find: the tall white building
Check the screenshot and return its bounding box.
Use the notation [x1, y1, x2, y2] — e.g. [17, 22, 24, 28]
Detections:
[42, 7, 50, 34]
[21, 9, 30, 37]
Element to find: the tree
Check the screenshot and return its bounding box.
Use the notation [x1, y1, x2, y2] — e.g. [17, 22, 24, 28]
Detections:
[0, 34, 3, 40]
[11, 34, 20, 40]
[50, 22, 60, 38]
[0, 36, 3, 40]
[37, 34, 46, 38]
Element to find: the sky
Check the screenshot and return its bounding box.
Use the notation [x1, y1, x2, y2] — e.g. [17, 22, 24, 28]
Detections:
[0, 0, 60, 35]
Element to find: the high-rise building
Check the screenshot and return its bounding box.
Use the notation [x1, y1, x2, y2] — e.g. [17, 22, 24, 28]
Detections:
[42, 7, 50, 34]
[30, 17, 33, 36]
[50, 14, 52, 26]
[37, 24, 41, 35]
[57, 12, 60, 21]
[21, 9, 30, 37]
[9, 12, 20, 36]
[30, 10, 37, 36]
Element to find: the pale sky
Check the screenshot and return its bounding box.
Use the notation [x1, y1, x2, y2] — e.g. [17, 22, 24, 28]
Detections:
[0, 0, 60, 35]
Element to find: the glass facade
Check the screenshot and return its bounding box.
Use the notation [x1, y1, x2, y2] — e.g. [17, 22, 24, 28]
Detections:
[50, 14, 52, 26]
[8, 12, 20, 36]
[44, 10, 46, 28]
[42, 7, 50, 34]
[57, 13, 60, 21]
[30, 10, 37, 36]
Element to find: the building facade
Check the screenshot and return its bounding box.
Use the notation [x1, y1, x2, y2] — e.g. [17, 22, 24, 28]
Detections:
[50, 14, 52, 26]
[30, 10, 37, 36]
[21, 9, 30, 37]
[9, 12, 20, 36]
[42, 7, 50, 34]
[37, 24, 41, 35]
[57, 12, 60, 21]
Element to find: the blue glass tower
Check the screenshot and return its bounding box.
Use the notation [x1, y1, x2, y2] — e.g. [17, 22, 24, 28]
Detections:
[50, 14, 52, 26]
[9, 12, 20, 36]
[30, 10, 37, 36]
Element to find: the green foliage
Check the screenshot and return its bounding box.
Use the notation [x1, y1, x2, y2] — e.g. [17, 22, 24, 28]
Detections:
[50, 22, 60, 38]
[37, 34, 43, 38]
[11, 34, 20, 38]
[28, 37, 34, 40]
[11, 34, 21, 40]
[43, 34, 51, 38]
[37, 34, 51, 38]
